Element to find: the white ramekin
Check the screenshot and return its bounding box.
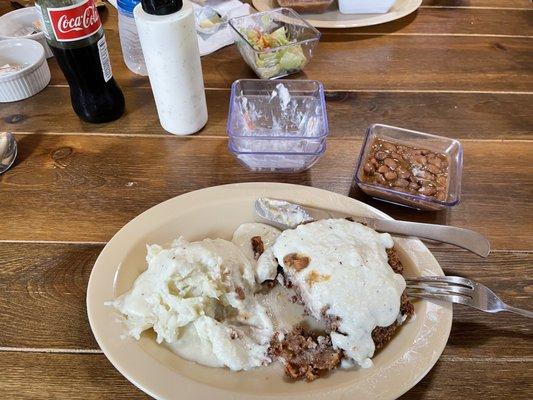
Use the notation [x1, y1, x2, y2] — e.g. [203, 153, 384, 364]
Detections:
[0, 6, 53, 58]
[0, 38, 51, 103]
[338, 0, 395, 14]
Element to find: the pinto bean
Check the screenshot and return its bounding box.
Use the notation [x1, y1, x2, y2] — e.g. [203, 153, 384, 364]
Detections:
[419, 185, 437, 196]
[378, 165, 390, 174]
[374, 173, 386, 184]
[382, 142, 397, 151]
[375, 151, 388, 160]
[426, 164, 441, 175]
[384, 158, 398, 170]
[394, 178, 410, 188]
[384, 171, 397, 181]
[397, 168, 410, 179]
[436, 175, 448, 186]
[363, 163, 375, 174]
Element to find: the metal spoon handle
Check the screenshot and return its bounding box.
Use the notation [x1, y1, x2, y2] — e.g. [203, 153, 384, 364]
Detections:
[364, 218, 490, 258]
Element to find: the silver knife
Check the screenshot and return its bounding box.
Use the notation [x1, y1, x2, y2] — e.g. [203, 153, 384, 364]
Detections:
[254, 198, 490, 258]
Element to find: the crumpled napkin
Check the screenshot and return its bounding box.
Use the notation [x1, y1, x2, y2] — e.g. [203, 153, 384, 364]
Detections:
[192, 0, 251, 56]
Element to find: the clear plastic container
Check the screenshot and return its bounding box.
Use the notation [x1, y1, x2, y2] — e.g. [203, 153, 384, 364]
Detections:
[227, 79, 328, 172]
[354, 124, 463, 211]
[118, 0, 147, 76]
[229, 143, 326, 173]
[228, 8, 321, 80]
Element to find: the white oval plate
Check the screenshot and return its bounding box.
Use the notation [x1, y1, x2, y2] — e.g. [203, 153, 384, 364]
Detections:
[252, 0, 422, 29]
[87, 182, 452, 400]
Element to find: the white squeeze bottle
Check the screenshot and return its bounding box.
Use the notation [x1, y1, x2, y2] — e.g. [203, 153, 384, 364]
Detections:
[134, 0, 208, 135]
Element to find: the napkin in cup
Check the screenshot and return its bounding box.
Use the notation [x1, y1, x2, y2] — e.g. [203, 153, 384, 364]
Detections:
[191, 0, 251, 56]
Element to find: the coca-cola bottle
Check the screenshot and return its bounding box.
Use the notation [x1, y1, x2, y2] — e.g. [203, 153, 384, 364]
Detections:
[35, 0, 125, 123]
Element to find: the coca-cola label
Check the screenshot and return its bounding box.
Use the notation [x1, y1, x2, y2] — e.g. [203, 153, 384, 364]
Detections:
[47, 0, 101, 42]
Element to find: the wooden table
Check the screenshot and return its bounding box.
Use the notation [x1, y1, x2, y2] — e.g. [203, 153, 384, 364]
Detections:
[1, 0, 532, 398]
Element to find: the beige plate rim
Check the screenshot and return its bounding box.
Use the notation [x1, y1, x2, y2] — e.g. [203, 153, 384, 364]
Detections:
[252, 0, 423, 29]
[87, 182, 452, 400]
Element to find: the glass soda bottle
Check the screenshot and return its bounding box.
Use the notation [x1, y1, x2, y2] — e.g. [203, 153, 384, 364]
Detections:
[35, 0, 125, 123]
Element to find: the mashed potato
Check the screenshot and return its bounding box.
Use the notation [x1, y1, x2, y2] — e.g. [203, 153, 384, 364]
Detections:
[111, 233, 275, 371]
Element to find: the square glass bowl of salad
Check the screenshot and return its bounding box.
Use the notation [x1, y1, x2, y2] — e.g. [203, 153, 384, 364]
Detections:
[229, 8, 321, 80]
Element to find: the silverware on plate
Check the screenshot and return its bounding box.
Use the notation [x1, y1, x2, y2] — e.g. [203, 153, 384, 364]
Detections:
[255, 198, 490, 257]
[406, 276, 532, 318]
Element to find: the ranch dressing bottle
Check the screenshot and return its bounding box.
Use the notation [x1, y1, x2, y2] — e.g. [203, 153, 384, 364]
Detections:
[134, 0, 208, 135]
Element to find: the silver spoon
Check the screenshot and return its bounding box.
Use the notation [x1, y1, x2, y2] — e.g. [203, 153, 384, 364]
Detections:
[0, 132, 17, 174]
[255, 198, 491, 257]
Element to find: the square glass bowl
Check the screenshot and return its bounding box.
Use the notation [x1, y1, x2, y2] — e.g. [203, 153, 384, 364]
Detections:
[354, 124, 463, 210]
[227, 79, 328, 173]
[228, 8, 321, 80]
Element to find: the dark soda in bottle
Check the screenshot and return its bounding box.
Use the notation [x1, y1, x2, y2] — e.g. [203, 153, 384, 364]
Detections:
[35, 0, 125, 123]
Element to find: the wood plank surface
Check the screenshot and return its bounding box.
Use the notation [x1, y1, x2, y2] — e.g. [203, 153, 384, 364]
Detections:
[1, 243, 531, 359]
[1, 135, 532, 249]
[3, 87, 532, 139]
[0, 352, 150, 399]
[46, 25, 533, 91]
[0, 351, 531, 399]
[329, 8, 533, 35]
[422, 0, 533, 8]
[198, 35, 532, 91]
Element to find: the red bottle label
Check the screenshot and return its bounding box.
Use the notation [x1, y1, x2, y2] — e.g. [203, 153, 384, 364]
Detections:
[47, 0, 101, 42]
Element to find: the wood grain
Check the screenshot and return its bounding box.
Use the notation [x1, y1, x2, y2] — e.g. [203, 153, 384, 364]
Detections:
[434, 250, 533, 359]
[3, 87, 532, 139]
[46, 26, 533, 91]
[326, 8, 533, 36]
[422, 0, 533, 8]
[0, 351, 531, 399]
[0, 352, 150, 399]
[199, 35, 532, 91]
[0, 243, 100, 349]
[1, 135, 532, 249]
[1, 242, 531, 357]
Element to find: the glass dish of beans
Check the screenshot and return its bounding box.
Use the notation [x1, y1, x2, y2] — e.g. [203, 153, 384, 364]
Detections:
[355, 124, 463, 210]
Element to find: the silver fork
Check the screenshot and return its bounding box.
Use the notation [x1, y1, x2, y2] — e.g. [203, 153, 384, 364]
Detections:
[406, 276, 533, 318]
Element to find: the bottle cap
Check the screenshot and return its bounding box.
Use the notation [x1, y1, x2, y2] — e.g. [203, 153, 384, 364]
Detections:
[117, 0, 141, 14]
[141, 0, 183, 15]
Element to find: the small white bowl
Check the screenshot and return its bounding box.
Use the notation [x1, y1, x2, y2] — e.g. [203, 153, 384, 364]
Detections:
[338, 0, 395, 14]
[0, 6, 53, 58]
[0, 38, 51, 103]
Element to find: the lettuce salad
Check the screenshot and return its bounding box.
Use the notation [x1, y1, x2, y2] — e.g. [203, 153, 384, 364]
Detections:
[241, 25, 307, 79]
